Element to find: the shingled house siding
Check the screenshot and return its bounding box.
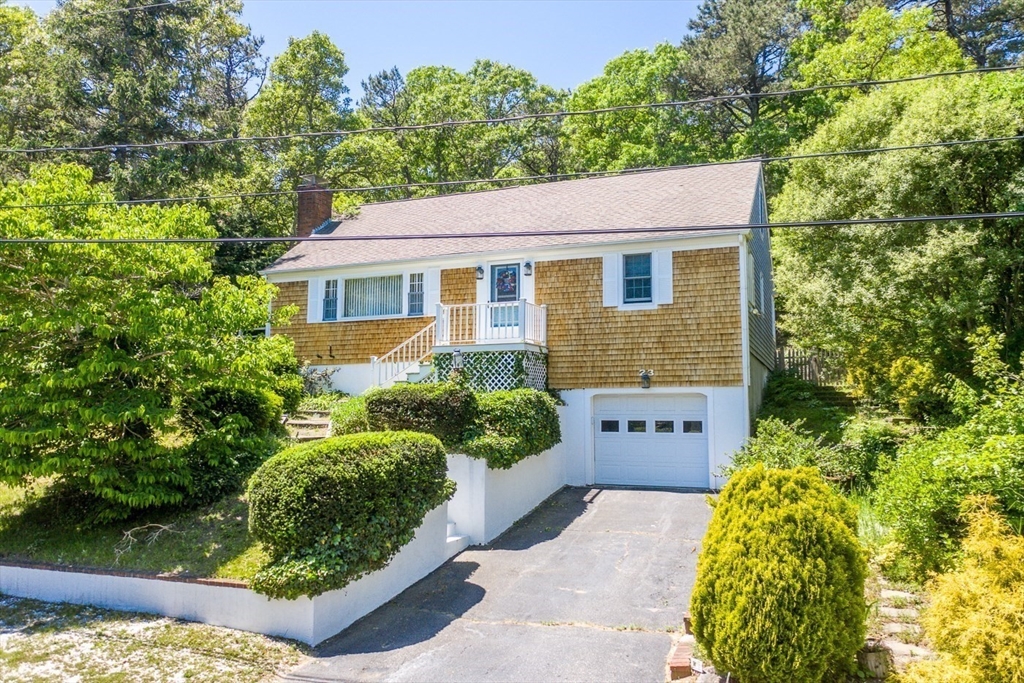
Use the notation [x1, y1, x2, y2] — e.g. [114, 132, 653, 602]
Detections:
[535, 247, 744, 389]
[270, 267, 478, 364]
[747, 180, 776, 369]
[440, 267, 477, 305]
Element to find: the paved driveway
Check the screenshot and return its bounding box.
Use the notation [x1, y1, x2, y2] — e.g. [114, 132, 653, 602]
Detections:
[281, 487, 712, 683]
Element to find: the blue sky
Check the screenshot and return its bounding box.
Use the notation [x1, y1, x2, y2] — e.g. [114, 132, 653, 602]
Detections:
[17, 1, 700, 94]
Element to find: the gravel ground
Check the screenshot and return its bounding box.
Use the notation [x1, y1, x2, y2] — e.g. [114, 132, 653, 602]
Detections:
[0, 595, 306, 682]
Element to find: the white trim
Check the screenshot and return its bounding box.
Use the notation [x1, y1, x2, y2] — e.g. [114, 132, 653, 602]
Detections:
[304, 269, 433, 323]
[738, 234, 752, 442]
[264, 232, 745, 282]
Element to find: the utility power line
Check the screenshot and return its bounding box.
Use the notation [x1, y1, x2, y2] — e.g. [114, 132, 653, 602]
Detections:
[3, 210, 1023, 245]
[1, 65, 1019, 155]
[61, 0, 196, 16]
[2, 133, 1022, 211]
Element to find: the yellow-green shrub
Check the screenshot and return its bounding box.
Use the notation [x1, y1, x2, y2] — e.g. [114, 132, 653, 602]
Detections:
[691, 465, 867, 683]
[900, 496, 1024, 683]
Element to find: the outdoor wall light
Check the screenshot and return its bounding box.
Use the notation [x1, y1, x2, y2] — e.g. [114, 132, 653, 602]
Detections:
[475, 266, 485, 280]
[453, 348, 464, 371]
[523, 261, 533, 276]
[639, 369, 654, 389]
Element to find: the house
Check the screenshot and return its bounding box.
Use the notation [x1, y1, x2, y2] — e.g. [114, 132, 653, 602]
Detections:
[262, 162, 775, 489]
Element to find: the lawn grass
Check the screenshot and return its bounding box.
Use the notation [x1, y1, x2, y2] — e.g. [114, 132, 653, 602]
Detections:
[0, 595, 306, 682]
[756, 372, 856, 444]
[0, 481, 268, 582]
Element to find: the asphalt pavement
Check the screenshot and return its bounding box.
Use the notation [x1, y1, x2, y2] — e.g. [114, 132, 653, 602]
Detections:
[280, 486, 712, 683]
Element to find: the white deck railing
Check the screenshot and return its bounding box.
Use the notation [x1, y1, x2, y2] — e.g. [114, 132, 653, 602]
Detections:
[370, 321, 435, 388]
[435, 300, 547, 347]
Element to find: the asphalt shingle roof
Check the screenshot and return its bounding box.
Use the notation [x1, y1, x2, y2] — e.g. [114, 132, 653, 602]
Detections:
[263, 162, 762, 274]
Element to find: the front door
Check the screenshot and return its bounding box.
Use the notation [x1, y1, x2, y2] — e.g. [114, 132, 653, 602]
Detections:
[490, 263, 520, 330]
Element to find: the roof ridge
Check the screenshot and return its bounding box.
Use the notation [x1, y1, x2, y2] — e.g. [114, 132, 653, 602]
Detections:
[330, 162, 760, 216]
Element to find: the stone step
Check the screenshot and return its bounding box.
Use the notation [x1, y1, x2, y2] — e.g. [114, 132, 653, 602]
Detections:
[286, 419, 330, 427]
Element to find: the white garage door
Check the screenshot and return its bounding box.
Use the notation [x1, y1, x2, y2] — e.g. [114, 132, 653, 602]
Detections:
[594, 394, 709, 489]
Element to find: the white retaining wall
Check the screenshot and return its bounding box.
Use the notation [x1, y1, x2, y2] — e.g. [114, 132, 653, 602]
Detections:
[447, 439, 566, 545]
[0, 503, 449, 646]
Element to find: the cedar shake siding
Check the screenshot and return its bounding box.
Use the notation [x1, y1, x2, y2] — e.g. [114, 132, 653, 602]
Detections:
[271, 267, 476, 364]
[535, 247, 744, 389]
[440, 267, 477, 305]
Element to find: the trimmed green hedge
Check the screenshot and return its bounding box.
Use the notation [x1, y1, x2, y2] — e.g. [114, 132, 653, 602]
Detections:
[246, 431, 455, 599]
[462, 389, 561, 469]
[692, 465, 867, 683]
[364, 382, 477, 446]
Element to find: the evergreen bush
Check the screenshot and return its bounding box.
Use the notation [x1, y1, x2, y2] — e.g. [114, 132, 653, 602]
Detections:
[691, 465, 867, 683]
[247, 431, 455, 599]
[900, 497, 1024, 683]
[365, 382, 477, 447]
[461, 389, 561, 469]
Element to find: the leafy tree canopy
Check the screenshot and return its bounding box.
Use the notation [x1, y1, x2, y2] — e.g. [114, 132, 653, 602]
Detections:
[772, 69, 1024, 405]
[0, 164, 297, 520]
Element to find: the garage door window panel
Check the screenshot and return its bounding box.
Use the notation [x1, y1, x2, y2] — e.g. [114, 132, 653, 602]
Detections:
[683, 420, 703, 434]
[627, 420, 647, 433]
[655, 420, 674, 433]
[600, 420, 620, 433]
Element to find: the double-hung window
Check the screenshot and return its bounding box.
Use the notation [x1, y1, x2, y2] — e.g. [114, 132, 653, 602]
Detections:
[322, 279, 339, 321]
[408, 273, 424, 316]
[623, 253, 653, 304]
[343, 275, 403, 318]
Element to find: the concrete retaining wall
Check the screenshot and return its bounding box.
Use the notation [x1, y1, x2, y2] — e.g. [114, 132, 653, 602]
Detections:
[447, 442, 566, 545]
[0, 503, 449, 646]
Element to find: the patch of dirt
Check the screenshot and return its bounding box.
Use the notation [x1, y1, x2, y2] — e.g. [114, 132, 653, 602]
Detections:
[0, 596, 306, 682]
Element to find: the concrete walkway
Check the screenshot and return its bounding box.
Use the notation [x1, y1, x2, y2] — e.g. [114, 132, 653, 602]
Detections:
[281, 487, 712, 683]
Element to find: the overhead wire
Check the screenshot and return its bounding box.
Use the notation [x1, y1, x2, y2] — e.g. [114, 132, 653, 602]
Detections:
[3, 211, 1023, 245]
[1, 64, 1020, 155]
[1, 133, 1022, 211]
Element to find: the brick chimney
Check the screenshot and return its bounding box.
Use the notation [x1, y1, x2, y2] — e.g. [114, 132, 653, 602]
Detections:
[296, 175, 333, 237]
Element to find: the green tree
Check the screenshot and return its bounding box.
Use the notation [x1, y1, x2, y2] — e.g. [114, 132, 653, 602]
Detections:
[331, 60, 564, 200]
[244, 31, 351, 183]
[44, 0, 265, 199]
[889, 0, 1024, 67]
[678, 0, 809, 156]
[0, 2, 60, 180]
[0, 165, 296, 521]
[562, 44, 704, 171]
[772, 70, 1024, 407]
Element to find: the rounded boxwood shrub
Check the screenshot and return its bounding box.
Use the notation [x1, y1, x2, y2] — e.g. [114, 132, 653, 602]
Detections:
[691, 465, 867, 683]
[365, 382, 477, 446]
[461, 389, 561, 469]
[247, 431, 456, 599]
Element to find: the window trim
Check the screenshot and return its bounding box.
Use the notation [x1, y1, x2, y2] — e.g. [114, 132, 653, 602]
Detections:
[603, 249, 673, 311]
[310, 270, 431, 323]
[408, 272, 425, 317]
[622, 252, 653, 304]
[322, 278, 339, 322]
